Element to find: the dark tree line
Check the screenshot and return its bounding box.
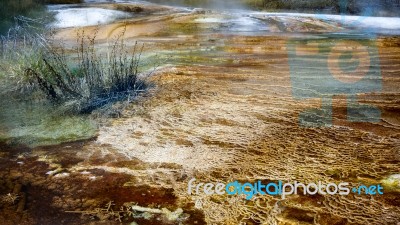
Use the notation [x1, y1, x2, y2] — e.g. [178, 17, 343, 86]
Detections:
[258, 0, 400, 16]
[0, 0, 82, 34]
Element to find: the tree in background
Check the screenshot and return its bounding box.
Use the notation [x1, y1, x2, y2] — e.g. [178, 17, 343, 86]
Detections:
[0, 0, 48, 34]
[0, 0, 82, 35]
[256, 0, 400, 16]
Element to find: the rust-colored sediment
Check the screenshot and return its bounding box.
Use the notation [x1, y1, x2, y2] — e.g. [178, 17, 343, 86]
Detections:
[93, 36, 400, 224]
[1, 5, 400, 225]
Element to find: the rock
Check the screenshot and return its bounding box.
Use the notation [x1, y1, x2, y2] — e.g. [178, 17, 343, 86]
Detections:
[381, 174, 400, 191]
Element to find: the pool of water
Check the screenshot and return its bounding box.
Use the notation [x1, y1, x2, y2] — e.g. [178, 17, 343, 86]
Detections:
[48, 5, 132, 28]
[0, 98, 97, 148]
[50, 1, 400, 35]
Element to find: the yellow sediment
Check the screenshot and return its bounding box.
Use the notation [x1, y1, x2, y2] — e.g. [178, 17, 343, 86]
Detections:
[49, 7, 400, 224]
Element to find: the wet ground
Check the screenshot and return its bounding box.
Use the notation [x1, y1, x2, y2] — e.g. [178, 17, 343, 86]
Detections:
[1, 1, 400, 225]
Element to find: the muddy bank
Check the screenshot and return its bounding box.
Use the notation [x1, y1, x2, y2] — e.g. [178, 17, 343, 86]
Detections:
[0, 141, 205, 224]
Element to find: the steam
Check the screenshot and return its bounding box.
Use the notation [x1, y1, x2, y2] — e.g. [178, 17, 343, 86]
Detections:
[354, 0, 400, 17]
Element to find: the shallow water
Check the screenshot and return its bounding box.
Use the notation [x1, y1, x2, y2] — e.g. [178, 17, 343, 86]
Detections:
[51, 2, 400, 35]
[0, 98, 97, 147]
[252, 12, 400, 34]
[1, 1, 400, 225]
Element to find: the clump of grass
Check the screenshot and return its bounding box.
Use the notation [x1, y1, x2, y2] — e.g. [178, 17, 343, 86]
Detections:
[0, 18, 50, 96]
[24, 28, 148, 114]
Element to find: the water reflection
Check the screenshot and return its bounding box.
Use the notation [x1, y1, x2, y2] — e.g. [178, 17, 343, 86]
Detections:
[0, 98, 97, 147]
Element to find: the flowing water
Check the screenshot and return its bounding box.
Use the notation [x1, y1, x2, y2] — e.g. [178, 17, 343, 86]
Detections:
[1, 1, 400, 224]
